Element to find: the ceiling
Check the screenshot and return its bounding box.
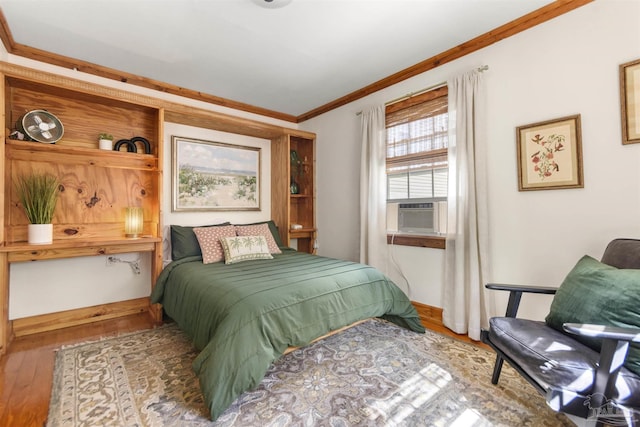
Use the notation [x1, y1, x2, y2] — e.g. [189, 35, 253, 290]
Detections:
[0, 0, 574, 121]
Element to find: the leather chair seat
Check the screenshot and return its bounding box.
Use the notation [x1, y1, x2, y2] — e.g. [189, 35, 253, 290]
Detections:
[489, 317, 640, 407]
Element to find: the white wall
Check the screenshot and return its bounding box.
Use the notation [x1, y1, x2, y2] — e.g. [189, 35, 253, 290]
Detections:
[301, 0, 640, 318]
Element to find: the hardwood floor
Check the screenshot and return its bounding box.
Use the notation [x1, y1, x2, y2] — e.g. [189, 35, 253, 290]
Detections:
[0, 312, 485, 427]
[0, 312, 157, 427]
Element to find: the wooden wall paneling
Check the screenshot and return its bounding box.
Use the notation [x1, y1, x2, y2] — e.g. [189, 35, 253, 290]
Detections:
[149, 108, 164, 323]
[0, 62, 316, 142]
[11, 297, 150, 337]
[6, 141, 157, 170]
[0, 253, 8, 354]
[6, 158, 155, 242]
[151, 108, 164, 230]
[163, 108, 316, 141]
[0, 72, 5, 247]
[270, 135, 290, 246]
[1, 72, 10, 354]
[7, 78, 157, 151]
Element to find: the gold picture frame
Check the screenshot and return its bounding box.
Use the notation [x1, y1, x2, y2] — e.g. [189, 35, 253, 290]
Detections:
[620, 58, 640, 145]
[171, 136, 261, 211]
[516, 114, 583, 191]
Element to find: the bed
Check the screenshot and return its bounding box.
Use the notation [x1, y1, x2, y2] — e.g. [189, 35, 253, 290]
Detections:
[151, 221, 425, 421]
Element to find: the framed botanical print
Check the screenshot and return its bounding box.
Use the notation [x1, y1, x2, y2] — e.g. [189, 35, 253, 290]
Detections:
[516, 115, 583, 191]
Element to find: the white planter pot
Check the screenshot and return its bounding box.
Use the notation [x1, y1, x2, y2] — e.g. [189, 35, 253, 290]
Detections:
[99, 139, 113, 150]
[28, 223, 53, 245]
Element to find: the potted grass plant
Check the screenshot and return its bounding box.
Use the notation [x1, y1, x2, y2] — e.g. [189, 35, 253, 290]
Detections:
[15, 172, 60, 244]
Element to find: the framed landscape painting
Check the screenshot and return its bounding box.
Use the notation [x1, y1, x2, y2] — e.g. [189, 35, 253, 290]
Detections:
[516, 114, 583, 191]
[172, 136, 261, 211]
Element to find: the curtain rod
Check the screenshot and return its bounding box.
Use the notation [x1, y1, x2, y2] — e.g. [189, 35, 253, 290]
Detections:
[356, 65, 489, 116]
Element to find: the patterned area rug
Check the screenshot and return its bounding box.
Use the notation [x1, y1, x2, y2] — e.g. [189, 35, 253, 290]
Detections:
[47, 318, 571, 426]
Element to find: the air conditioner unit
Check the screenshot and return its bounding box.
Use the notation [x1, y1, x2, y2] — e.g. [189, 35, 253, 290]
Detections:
[390, 201, 447, 235]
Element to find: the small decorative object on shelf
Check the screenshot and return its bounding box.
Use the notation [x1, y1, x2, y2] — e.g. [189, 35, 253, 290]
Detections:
[113, 136, 151, 154]
[16, 110, 64, 144]
[114, 139, 136, 152]
[98, 133, 113, 150]
[131, 136, 151, 154]
[15, 172, 60, 244]
[290, 179, 299, 194]
[8, 129, 25, 140]
[290, 149, 302, 174]
[290, 149, 303, 194]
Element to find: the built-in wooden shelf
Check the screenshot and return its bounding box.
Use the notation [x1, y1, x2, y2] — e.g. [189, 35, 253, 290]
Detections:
[271, 135, 316, 254]
[0, 237, 161, 262]
[290, 227, 316, 237]
[6, 139, 158, 171]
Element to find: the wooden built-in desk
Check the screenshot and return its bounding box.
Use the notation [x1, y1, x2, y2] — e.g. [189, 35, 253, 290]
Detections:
[0, 237, 162, 355]
[0, 237, 161, 262]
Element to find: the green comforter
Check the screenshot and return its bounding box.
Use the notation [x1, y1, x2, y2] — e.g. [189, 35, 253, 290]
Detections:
[150, 249, 425, 420]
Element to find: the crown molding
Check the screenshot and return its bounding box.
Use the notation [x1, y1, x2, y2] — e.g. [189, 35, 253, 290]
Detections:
[0, 0, 593, 124]
[296, 0, 593, 122]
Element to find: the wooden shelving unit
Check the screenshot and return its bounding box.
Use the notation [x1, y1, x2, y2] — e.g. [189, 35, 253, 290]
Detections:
[0, 61, 317, 355]
[271, 135, 316, 253]
[0, 63, 164, 354]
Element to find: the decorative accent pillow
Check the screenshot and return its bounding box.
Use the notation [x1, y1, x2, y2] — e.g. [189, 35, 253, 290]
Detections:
[236, 220, 284, 248]
[545, 255, 640, 376]
[235, 223, 282, 254]
[170, 223, 230, 261]
[192, 225, 236, 264]
[219, 235, 274, 264]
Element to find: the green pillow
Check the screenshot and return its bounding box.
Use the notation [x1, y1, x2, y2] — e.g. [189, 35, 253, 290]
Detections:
[545, 255, 640, 376]
[170, 223, 230, 261]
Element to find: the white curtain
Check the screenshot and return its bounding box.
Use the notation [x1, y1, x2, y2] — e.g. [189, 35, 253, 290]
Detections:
[442, 70, 491, 341]
[359, 106, 388, 272]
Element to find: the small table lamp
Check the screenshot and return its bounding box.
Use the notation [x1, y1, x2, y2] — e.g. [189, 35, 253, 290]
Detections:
[125, 207, 143, 238]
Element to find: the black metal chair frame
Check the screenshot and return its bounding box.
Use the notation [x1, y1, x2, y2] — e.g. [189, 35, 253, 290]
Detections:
[481, 239, 640, 427]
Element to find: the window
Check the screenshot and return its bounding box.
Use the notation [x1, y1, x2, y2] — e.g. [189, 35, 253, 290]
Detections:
[386, 86, 448, 240]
